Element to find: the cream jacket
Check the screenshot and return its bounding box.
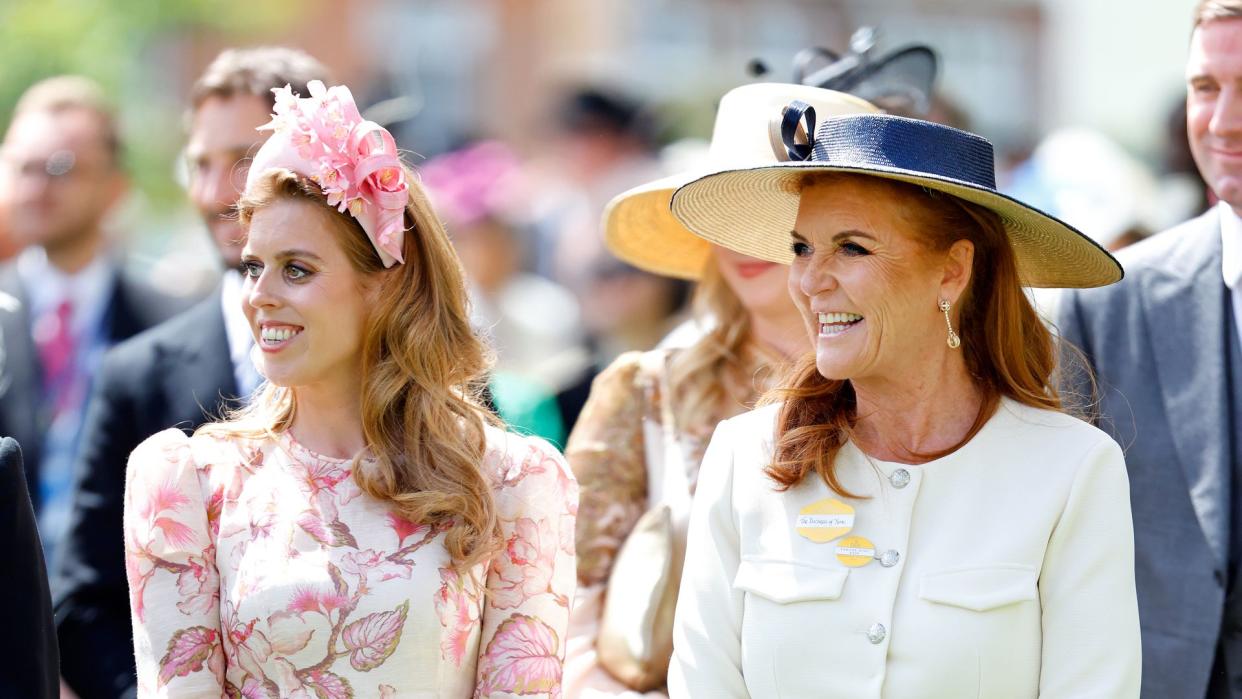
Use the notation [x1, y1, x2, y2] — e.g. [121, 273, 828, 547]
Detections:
[669, 399, 1140, 698]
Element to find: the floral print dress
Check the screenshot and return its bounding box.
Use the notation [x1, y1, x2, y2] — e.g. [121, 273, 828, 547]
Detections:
[123, 424, 577, 698]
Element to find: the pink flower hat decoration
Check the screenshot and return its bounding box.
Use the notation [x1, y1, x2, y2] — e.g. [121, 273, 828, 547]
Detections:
[247, 80, 409, 267]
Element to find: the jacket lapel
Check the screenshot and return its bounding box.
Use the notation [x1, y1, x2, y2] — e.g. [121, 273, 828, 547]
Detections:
[156, 296, 240, 428]
[0, 268, 41, 445]
[1141, 211, 1231, 569]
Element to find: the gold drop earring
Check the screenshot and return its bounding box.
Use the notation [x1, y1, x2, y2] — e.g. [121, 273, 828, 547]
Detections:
[939, 299, 961, 349]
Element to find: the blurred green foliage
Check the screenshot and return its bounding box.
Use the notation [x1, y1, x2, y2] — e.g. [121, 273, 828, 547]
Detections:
[0, 0, 297, 212]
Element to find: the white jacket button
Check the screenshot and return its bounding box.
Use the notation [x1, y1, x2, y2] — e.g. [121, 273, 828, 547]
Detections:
[890, 469, 911, 489]
[867, 623, 887, 644]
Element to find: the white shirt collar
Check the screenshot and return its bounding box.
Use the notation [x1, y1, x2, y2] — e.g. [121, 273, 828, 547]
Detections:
[220, 269, 266, 396]
[1219, 201, 1242, 290]
[220, 269, 254, 364]
[15, 246, 117, 336]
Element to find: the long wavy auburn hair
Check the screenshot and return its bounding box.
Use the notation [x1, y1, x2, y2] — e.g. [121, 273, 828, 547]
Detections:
[202, 167, 502, 570]
[666, 257, 782, 431]
[766, 172, 1068, 495]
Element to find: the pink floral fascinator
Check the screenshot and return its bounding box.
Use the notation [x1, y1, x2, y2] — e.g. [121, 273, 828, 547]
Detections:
[246, 80, 409, 267]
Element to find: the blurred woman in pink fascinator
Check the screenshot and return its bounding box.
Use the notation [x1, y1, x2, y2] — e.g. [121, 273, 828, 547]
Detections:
[122, 81, 577, 698]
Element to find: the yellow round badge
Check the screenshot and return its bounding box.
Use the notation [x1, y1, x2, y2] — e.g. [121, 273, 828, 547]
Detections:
[795, 498, 855, 543]
[835, 536, 876, 568]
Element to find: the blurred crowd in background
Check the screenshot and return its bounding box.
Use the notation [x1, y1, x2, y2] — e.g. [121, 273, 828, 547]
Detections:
[0, 0, 1222, 695]
[0, 0, 1213, 450]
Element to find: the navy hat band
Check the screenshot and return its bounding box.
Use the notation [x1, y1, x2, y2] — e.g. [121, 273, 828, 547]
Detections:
[800, 114, 997, 190]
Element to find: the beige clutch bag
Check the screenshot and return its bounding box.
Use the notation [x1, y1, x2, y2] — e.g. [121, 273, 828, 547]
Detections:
[596, 503, 686, 690]
[596, 350, 690, 692]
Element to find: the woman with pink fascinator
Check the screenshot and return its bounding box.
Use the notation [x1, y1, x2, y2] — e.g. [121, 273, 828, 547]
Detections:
[122, 82, 577, 697]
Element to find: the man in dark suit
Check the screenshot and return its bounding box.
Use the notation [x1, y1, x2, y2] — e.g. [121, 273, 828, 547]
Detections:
[1057, 2, 1242, 696]
[51, 48, 329, 699]
[0, 76, 182, 564]
[0, 437, 58, 699]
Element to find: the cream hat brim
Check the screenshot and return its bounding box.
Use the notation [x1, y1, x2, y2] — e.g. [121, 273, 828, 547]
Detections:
[602, 84, 880, 280]
[602, 173, 707, 280]
[670, 162, 1123, 289]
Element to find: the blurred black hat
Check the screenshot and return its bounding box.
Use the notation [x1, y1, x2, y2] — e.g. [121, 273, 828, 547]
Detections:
[752, 27, 939, 118]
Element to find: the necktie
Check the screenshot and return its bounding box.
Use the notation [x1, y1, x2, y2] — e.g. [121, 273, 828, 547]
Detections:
[33, 299, 77, 416]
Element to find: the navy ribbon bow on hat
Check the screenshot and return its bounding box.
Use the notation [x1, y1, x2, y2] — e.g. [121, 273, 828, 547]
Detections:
[771, 100, 817, 162]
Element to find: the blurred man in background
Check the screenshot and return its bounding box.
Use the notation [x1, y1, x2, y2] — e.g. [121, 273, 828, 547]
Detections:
[0, 76, 181, 567]
[52, 47, 328, 699]
[1058, 2, 1242, 695]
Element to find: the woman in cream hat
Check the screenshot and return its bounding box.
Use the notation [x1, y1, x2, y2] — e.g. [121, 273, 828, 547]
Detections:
[667, 112, 1139, 697]
[562, 83, 881, 697]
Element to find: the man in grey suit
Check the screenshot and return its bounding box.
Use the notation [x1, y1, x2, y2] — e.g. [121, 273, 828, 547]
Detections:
[1058, 2, 1242, 696]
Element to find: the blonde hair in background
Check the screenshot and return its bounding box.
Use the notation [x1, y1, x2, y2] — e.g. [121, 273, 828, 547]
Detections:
[666, 256, 757, 431]
[202, 168, 503, 570]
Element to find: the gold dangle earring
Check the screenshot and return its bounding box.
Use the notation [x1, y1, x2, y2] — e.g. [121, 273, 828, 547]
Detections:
[939, 299, 961, 349]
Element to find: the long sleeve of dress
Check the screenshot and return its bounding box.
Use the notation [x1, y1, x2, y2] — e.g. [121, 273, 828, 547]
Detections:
[667, 424, 747, 699]
[123, 428, 224, 698]
[1037, 436, 1141, 698]
[474, 434, 580, 698]
[564, 352, 649, 587]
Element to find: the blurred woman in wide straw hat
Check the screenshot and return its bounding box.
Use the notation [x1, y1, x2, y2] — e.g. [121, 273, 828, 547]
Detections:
[564, 37, 939, 697]
[666, 111, 1140, 697]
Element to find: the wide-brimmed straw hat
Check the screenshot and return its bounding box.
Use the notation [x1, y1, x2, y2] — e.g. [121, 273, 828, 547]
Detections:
[602, 84, 879, 280]
[669, 112, 1123, 288]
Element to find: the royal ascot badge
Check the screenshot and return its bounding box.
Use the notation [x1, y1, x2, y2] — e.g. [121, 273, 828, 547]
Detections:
[795, 498, 855, 543]
[835, 536, 877, 567]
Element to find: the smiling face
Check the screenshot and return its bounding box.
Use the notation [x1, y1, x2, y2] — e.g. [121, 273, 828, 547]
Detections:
[241, 196, 375, 393]
[1188, 18, 1242, 207]
[788, 176, 973, 384]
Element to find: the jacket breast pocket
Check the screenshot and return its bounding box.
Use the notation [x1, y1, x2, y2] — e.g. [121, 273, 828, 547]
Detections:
[916, 564, 1042, 698]
[733, 559, 851, 697]
[918, 564, 1038, 611]
[733, 558, 848, 604]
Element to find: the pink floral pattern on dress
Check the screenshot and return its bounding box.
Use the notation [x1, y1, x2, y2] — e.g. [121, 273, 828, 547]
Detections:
[124, 426, 577, 697]
[476, 614, 564, 698]
[493, 519, 560, 609]
[436, 566, 484, 667]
